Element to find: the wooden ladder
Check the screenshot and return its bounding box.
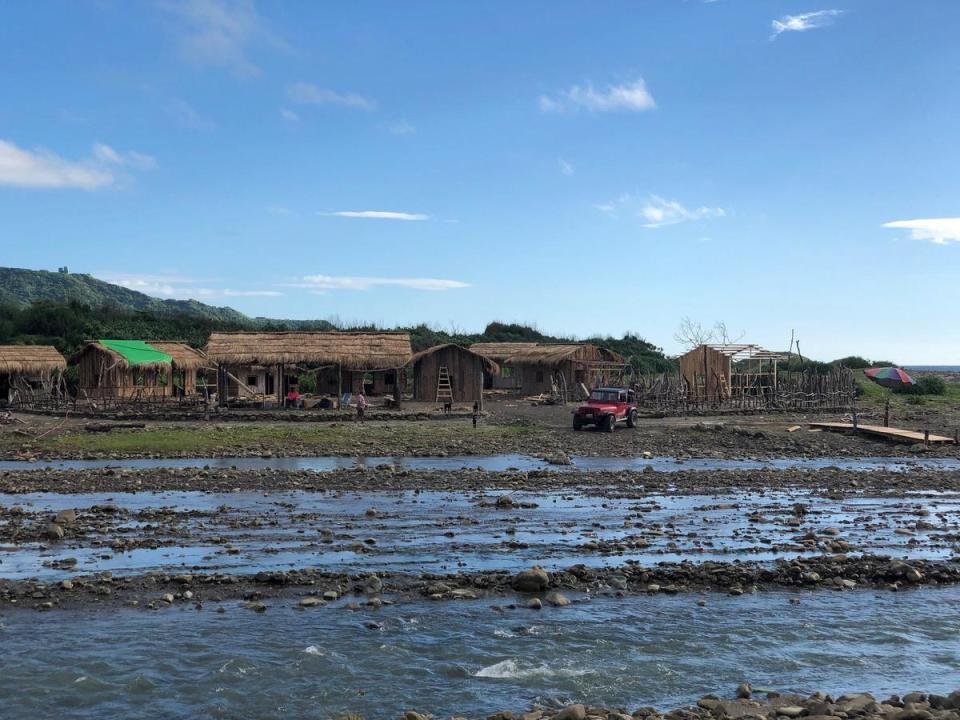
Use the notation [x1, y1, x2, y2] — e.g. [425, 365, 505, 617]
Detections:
[716, 373, 730, 400]
[436, 366, 454, 404]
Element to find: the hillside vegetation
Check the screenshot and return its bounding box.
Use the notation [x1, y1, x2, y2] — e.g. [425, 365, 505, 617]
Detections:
[0, 267, 247, 323]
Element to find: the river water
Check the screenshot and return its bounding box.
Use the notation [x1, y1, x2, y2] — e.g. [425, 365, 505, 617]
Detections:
[2, 453, 960, 472]
[2, 589, 958, 719]
[4, 489, 958, 581]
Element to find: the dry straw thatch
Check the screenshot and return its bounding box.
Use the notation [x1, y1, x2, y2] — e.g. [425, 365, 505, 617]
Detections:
[147, 342, 209, 371]
[206, 331, 413, 370]
[408, 343, 500, 374]
[471, 342, 623, 365]
[71, 341, 207, 371]
[0, 345, 67, 374]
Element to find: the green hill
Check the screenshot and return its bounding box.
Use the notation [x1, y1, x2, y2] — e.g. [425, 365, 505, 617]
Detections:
[0, 267, 248, 323]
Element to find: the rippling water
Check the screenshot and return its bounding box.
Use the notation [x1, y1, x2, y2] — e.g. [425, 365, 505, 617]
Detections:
[2, 453, 959, 472]
[2, 590, 958, 719]
[4, 489, 958, 580]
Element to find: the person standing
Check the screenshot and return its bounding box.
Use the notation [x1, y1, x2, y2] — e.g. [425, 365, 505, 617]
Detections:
[356, 391, 368, 423]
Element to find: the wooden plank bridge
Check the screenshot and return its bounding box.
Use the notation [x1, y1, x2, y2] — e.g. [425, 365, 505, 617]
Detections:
[808, 422, 956, 445]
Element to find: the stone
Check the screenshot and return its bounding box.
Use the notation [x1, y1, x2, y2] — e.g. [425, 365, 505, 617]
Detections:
[552, 705, 586, 720]
[607, 574, 628, 590]
[323, 590, 339, 601]
[511, 566, 550, 593]
[60, 580, 74, 590]
[45, 523, 64, 541]
[449, 588, 479, 600]
[496, 494, 515, 507]
[161, 593, 174, 603]
[364, 575, 383, 594]
[737, 683, 752, 699]
[299, 596, 324, 607]
[526, 598, 542, 610]
[54, 509, 76, 525]
[776, 707, 806, 718]
[545, 591, 571, 607]
[403, 712, 429, 720]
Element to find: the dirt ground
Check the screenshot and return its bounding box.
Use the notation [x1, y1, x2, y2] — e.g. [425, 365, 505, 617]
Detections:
[1, 398, 958, 460]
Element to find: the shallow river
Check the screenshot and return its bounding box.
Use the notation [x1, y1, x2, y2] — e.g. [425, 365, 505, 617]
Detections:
[2, 453, 960, 472]
[4, 489, 958, 580]
[2, 589, 958, 719]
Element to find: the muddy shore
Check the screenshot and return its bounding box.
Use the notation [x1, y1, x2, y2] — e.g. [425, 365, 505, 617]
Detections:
[2, 554, 957, 611]
[3, 465, 960, 495]
[401, 687, 960, 720]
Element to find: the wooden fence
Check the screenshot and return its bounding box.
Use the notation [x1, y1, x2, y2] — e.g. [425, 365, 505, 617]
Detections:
[634, 367, 856, 413]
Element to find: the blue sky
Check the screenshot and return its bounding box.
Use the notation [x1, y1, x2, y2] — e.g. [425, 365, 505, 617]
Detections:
[1, 1, 958, 362]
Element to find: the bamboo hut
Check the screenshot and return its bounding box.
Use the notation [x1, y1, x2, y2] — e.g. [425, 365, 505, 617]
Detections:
[678, 343, 786, 402]
[470, 342, 625, 398]
[205, 331, 413, 407]
[72, 340, 208, 401]
[0, 345, 67, 406]
[408, 344, 499, 405]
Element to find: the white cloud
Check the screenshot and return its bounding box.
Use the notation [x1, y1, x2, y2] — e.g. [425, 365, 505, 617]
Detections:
[557, 157, 575, 177]
[93, 143, 157, 170]
[279, 107, 300, 123]
[166, 98, 216, 131]
[286, 82, 376, 111]
[96, 272, 282, 299]
[319, 210, 429, 221]
[387, 120, 416, 135]
[267, 204, 295, 216]
[293, 275, 470, 292]
[0, 140, 154, 190]
[882, 218, 960, 246]
[539, 78, 655, 113]
[771, 10, 842, 39]
[158, 0, 286, 76]
[595, 193, 726, 228]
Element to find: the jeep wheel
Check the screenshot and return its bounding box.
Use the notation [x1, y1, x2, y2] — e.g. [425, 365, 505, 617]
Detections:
[626, 409, 638, 428]
[573, 418, 583, 431]
[604, 414, 616, 433]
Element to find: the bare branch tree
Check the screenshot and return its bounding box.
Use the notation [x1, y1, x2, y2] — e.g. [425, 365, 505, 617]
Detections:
[674, 317, 714, 349]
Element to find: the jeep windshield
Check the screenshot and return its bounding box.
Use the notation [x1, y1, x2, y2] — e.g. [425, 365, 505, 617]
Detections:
[589, 390, 621, 402]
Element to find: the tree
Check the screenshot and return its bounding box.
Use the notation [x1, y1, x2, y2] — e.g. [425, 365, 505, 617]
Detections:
[673, 317, 744, 350]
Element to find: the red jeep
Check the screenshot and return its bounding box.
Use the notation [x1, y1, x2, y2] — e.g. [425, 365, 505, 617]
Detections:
[573, 387, 639, 432]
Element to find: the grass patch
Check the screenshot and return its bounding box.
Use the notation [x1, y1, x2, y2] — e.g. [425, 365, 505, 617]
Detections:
[13, 419, 539, 457]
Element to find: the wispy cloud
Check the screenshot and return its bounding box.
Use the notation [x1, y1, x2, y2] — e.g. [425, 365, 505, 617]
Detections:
[539, 78, 655, 113]
[279, 107, 300, 123]
[595, 193, 726, 228]
[557, 157, 575, 177]
[286, 82, 376, 111]
[319, 210, 429, 221]
[289, 275, 470, 292]
[882, 218, 960, 245]
[386, 120, 416, 135]
[158, 0, 286, 76]
[0, 139, 153, 190]
[267, 204, 296, 217]
[96, 272, 283, 299]
[771, 10, 842, 39]
[93, 143, 157, 170]
[166, 98, 216, 131]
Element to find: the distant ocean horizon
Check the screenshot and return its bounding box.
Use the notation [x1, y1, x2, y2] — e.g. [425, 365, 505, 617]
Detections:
[904, 365, 960, 372]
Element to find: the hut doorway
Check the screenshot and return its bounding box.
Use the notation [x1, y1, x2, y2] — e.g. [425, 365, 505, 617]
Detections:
[0, 374, 9, 403]
[362, 372, 374, 395]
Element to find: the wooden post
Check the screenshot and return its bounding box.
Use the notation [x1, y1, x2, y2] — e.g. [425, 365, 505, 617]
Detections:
[924, 428, 930, 448]
[884, 397, 890, 427]
[337, 364, 342, 409]
[393, 367, 401, 409]
[217, 363, 227, 408]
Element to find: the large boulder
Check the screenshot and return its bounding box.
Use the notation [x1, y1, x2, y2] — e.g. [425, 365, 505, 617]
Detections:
[511, 566, 550, 593]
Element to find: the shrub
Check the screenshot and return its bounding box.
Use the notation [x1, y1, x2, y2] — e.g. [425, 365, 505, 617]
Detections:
[896, 376, 947, 396]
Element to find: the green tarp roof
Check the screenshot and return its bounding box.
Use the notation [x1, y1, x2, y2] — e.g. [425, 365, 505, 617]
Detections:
[98, 340, 172, 366]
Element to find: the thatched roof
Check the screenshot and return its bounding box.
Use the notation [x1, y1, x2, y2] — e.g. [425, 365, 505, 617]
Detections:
[72, 340, 206, 371]
[468, 342, 538, 362]
[408, 344, 500, 374]
[471, 342, 624, 365]
[148, 342, 209, 371]
[206, 331, 413, 370]
[0, 345, 67, 374]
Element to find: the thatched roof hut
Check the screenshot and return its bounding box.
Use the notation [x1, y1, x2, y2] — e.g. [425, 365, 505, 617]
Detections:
[72, 340, 208, 400]
[206, 331, 413, 370]
[409, 344, 498, 405]
[0, 345, 67, 374]
[470, 342, 624, 396]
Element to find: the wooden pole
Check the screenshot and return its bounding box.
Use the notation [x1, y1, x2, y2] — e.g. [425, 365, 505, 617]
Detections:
[884, 396, 890, 427]
[337, 364, 342, 409]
